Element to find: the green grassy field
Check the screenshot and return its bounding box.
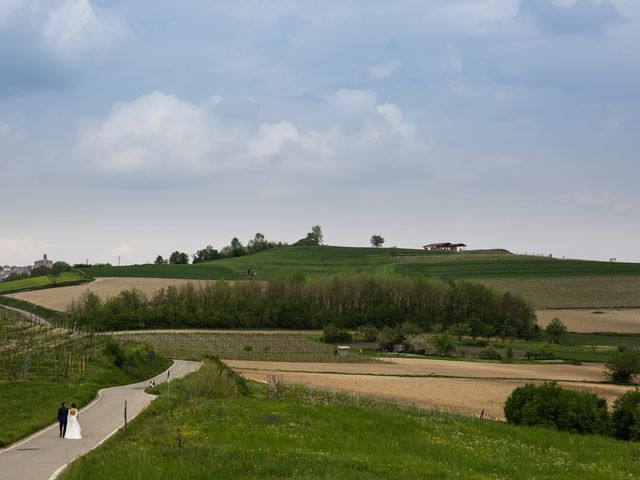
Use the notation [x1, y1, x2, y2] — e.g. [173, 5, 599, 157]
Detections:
[78, 247, 640, 309]
[0, 271, 91, 294]
[60, 361, 640, 480]
[83, 246, 640, 281]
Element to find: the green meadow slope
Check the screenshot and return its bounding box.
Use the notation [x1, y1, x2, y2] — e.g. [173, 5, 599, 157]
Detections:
[0, 270, 91, 294]
[80, 247, 640, 308]
[83, 246, 640, 280]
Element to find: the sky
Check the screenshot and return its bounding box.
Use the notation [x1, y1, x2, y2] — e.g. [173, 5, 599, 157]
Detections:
[1, 0, 639, 266]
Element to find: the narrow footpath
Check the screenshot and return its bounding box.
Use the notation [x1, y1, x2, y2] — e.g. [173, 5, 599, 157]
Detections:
[0, 360, 201, 480]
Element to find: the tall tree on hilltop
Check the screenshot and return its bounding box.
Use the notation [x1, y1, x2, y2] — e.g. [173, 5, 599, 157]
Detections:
[370, 235, 384, 247]
[169, 251, 189, 264]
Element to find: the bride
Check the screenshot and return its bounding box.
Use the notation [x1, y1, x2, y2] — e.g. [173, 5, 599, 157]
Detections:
[64, 403, 82, 440]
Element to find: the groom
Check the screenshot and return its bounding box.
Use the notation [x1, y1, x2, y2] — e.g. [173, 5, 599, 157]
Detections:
[57, 402, 68, 438]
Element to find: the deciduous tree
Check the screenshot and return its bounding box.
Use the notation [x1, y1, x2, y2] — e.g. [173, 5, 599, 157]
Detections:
[370, 235, 384, 247]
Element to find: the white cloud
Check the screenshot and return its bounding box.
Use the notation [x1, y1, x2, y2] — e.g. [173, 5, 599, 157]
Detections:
[43, 0, 126, 56]
[77, 91, 243, 175]
[78, 89, 426, 178]
[328, 89, 377, 113]
[248, 121, 299, 157]
[0, 234, 53, 261]
[368, 60, 401, 80]
[441, 0, 521, 26]
[376, 103, 416, 139]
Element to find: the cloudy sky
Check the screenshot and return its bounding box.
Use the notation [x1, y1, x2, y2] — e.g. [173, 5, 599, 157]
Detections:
[1, 0, 639, 266]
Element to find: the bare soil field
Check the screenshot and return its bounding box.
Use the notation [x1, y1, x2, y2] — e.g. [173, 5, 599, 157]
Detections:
[537, 309, 640, 333]
[227, 358, 632, 419]
[7, 277, 213, 311]
[225, 358, 608, 382]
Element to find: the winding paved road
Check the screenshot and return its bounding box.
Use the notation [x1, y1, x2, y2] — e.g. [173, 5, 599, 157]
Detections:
[0, 359, 201, 480]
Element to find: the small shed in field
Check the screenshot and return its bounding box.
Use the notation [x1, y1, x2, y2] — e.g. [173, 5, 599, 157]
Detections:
[334, 346, 352, 356]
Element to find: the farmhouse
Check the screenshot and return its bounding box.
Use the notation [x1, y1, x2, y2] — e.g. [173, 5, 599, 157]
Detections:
[423, 242, 466, 252]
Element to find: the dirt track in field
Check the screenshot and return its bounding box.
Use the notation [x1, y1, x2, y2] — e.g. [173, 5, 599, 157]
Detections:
[7, 277, 215, 311]
[537, 309, 640, 333]
[226, 358, 632, 419]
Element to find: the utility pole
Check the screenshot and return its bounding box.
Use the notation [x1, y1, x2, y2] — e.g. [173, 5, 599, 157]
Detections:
[118, 255, 121, 267]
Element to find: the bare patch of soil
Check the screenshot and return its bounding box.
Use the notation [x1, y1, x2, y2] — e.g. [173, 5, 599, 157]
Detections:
[227, 358, 632, 419]
[538, 309, 640, 333]
[225, 357, 608, 382]
[7, 277, 215, 311]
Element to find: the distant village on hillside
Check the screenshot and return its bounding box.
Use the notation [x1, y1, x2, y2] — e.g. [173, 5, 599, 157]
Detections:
[0, 254, 53, 282]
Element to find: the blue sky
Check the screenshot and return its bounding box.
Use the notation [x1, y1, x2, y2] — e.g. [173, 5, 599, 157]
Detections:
[1, 0, 639, 265]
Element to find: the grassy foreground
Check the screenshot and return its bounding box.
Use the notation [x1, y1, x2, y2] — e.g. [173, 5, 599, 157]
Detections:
[0, 343, 171, 447]
[60, 361, 640, 480]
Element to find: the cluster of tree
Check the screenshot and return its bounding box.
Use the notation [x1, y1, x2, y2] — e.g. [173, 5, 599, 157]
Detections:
[293, 225, 323, 246]
[67, 274, 537, 338]
[154, 232, 288, 265]
[505, 382, 640, 441]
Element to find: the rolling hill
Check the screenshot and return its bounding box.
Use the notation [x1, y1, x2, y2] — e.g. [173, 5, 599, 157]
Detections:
[82, 245, 640, 281]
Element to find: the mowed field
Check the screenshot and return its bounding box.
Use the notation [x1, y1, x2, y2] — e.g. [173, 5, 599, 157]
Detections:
[226, 358, 633, 420]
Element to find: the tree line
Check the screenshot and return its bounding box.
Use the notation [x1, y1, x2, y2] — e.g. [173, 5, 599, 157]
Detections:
[154, 226, 326, 265]
[67, 274, 537, 337]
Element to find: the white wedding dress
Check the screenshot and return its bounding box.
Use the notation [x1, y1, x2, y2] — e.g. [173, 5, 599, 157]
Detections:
[65, 410, 82, 439]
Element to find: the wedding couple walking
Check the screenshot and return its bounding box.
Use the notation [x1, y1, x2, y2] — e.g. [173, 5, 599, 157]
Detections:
[57, 402, 82, 440]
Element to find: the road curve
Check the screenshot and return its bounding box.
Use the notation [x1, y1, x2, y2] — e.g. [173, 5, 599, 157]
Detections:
[0, 359, 201, 480]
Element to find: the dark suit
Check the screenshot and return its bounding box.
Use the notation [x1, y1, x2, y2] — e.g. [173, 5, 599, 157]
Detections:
[57, 405, 68, 437]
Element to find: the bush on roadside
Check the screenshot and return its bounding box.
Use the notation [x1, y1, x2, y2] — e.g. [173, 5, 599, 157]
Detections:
[606, 352, 640, 385]
[322, 324, 352, 344]
[526, 344, 555, 360]
[611, 389, 640, 441]
[103, 339, 125, 368]
[431, 333, 456, 356]
[479, 346, 502, 360]
[504, 382, 610, 435]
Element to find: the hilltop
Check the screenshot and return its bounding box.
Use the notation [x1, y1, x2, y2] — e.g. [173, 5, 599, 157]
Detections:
[82, 245, 640, 281]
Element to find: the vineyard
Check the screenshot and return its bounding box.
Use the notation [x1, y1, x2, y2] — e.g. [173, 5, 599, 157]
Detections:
[111, 331, 371, 363]
[0, 306, 103, 382]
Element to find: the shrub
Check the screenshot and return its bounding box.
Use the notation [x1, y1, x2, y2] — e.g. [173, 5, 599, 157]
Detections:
[606, 352, 640, 385]
[403, 334, 430, 355]
[504, 383, 609, 435]
[611, 389, 640, 441]
[526, 344, 555, 360]
[506, 346, 514, 359]
[243, 344, 253, 352]
[545, 317, 567, 344]
[377, 325, 405, 351]
[479, 346, 501, 360]
[431, 333, 456, 356]
[322, 324, 352, 344]
[103, 339, 124, 367]
[184, 362, 241, 399]
[360, 324, 379, 342]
